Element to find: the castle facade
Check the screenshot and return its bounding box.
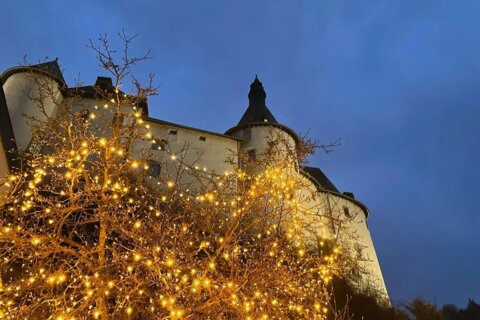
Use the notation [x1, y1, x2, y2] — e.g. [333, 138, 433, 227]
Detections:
[0, 60, 389, 302]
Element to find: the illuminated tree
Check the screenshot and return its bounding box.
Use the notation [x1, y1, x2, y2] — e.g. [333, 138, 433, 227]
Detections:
[0, 33, 353, 319]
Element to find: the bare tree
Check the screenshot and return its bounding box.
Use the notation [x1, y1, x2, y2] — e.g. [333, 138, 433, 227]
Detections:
[0, 33, 354, 319]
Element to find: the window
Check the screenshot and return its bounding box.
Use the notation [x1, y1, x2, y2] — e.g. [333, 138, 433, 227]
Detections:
[246, 149, 256, 160]
[343, 206, 350, 217]
[168, 129, 178, 142]
[148, 161, 161, 177]
[199, 136, 206, 141]
[233, 128, 251, 140]
[239, 149, 256, 169]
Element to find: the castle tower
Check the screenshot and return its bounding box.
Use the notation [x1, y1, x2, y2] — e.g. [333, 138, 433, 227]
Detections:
[1, 60, 65, 152]
[226, 77, 390, 303]
[225, 76, 299, 163]
[0, 60, 65, 199]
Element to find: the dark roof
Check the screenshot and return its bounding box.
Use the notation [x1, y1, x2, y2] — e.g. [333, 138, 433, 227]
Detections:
[66, 76, 150, 115]
[1, 59, 66, 87]
[146, 117, 248, 141]
[302, 166, 339, 193]
[21, 62, 152, 114]
[225, 76, 299, 142]
[30, 60, 66, 85]
[301, 166, 370, 219]
[236, 76, 278, 126]
[67, 76, 117, 98]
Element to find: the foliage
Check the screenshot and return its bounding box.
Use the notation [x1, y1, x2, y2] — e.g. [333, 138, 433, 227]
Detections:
[404, 299, 447, 320]
[442, 300, 480, 320]
[403, 299, 480, 320]
[329, 277, 407, 320]
[329, 279, 479, 320]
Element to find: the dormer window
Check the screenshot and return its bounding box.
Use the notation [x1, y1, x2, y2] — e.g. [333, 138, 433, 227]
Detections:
[263, 119, 268, 122]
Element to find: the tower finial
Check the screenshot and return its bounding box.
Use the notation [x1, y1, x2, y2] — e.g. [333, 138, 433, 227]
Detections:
[248, 75, 266, 106]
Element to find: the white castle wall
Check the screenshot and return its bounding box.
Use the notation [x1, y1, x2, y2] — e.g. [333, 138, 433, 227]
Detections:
[138, 119, 240, 190]
[145, 120, 239, 176]
[65, 95, 240, 189]
[232, 125, 296, 162]
[299, 175, 389, 302]
[3, 72, 62, 151]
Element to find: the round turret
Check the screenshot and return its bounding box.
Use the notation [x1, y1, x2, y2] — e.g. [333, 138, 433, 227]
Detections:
[1, 60, 65, 151]
[225, 76, 299, 163]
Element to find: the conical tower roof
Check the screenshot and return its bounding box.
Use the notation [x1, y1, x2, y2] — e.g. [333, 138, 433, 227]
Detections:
[236, 75, 278, 126]
[225, 76, 298, 142]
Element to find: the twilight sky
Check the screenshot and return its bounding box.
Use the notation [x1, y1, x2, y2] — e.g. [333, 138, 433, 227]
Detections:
[2, 0, 480, 307]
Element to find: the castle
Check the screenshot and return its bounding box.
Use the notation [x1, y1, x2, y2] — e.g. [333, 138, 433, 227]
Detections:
[0, 60, 389, 302]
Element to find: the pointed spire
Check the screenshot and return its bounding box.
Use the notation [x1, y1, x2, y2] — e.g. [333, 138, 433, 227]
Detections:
[248, 75, 266, 107]
[225, 76, 299, 143]
[233, 76, 278, 127]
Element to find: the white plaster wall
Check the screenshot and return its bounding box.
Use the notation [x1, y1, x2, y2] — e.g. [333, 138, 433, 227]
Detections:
[233, 125, 297, 164]
[66, 96, 239, 191]
[67, 96, 239, 177]
[148, 124, 238, 174]
[140, 121, 239, 189]
[298, 176, 389, 302]
[3, 73, 62, 151]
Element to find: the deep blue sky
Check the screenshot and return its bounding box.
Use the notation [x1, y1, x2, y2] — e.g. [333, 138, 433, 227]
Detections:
[2, 0, 480, 307]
